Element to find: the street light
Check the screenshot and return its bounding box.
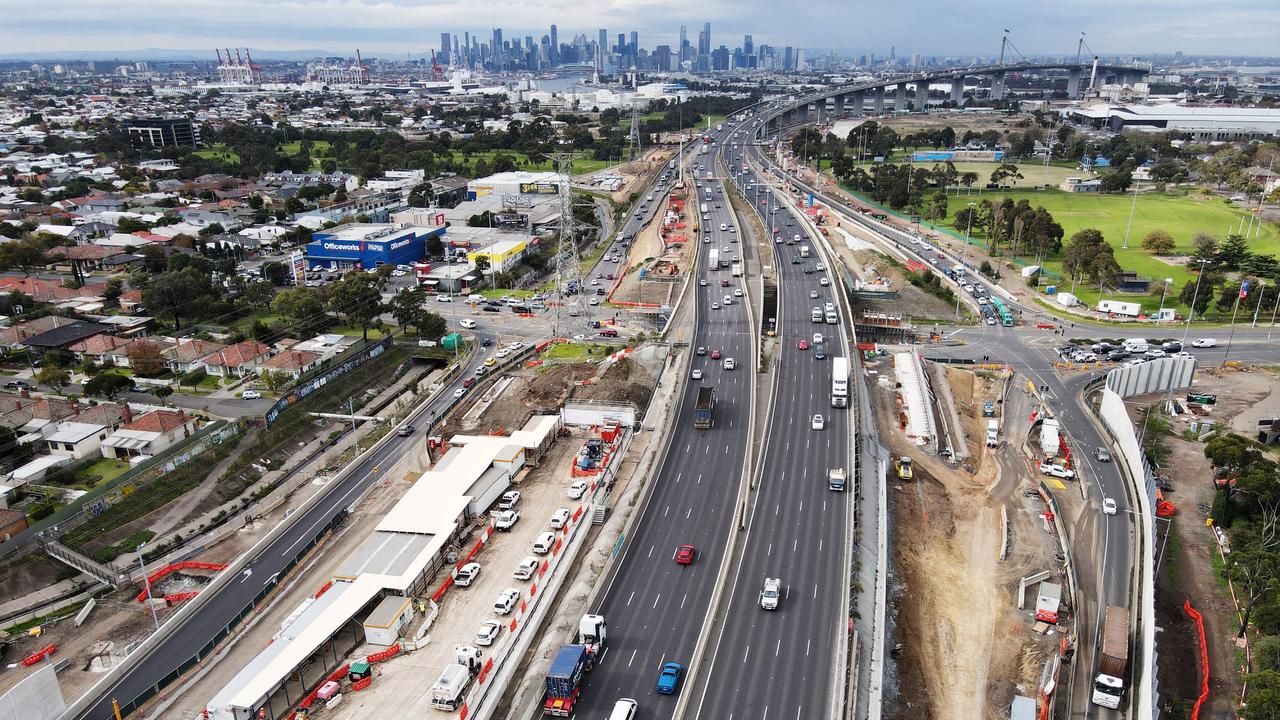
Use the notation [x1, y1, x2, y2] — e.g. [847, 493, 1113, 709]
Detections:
[138, 542, 160, 632]
[1180, 259, 1211, 345]
[1121, 178, 1140, 249]
[954, 202, 977, 318]
[1155, 278, 1173, 324]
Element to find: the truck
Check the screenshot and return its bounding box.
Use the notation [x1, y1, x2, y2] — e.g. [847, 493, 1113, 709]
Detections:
[544, 644, 593, 716]
[708, 249, 720, 271]
[1092, 606, 1131, 709]
[1097, 299, 1141, 318]
[430, 663, 472, 710]
[986, 419, 999, 447]
[811, 306, 824, 323]
[694, 386, 716, 429]
[827, 467, 847, 491]
[831, 356, 849, 408]
[731, 263, 743, 277]
[576, 614, 607, 653]
[700, 202, 709, 214]
[799, 245, 811, 258]
[1034, 581, 1062, 623]
[1040, 418, 1060, 455]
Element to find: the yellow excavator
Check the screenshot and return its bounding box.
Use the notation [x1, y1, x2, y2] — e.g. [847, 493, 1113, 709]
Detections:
[895, 456, 914, 480]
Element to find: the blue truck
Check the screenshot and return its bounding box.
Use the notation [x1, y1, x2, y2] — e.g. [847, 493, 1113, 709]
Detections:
[693, 386, 716, 429]
[543, 644, 592, 716]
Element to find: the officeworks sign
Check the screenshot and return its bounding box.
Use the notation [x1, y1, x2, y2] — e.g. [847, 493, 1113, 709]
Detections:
[322, 241, 363, 252]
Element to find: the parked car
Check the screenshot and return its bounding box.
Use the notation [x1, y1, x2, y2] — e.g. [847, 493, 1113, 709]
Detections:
[514, 556, 540, 581]
[454, 562, 481, 587]
[241, 390, 262, 400]
[494, 509, 520, 531]
[550, 508, 571, 529]
[1038, 461, 1077, 479]
[493, 588, 520, 614]
[476, 620, 502, 646]
[499, 491, 521, 510]
[568, 480, 589, 500]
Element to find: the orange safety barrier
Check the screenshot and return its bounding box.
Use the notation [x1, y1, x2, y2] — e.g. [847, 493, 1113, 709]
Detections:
[571, 506, 584, 521]
[327, 664, 350, 683]
[477, 657, 495, 685]
[460, 702, 469, 720]
[368, 643, 401, 663]
[431, 577, 452, 602]
[137, 561, 229, 602]
[164, 591, 200, 605]
[21, 644, 56, 666]
[529, 581, 538, 597]
[351, 676, 373, 692]
[314, 581, 333, 598]
[1184, 600, 1212, 719]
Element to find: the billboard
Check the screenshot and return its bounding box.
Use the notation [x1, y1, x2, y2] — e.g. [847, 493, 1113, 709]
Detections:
[519, 182, 559, 194]
[290, 250, 306, 284]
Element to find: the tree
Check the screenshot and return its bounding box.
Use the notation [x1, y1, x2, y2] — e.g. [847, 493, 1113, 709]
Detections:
[1178, 271, 1221, 316]
[198, 222, 226, 237]
[126, 339, 165, 377]
[102, 277, 125, 306]
[408, 182, 434, 208]
[989, 163, 1023, 187]
[271, 287, 327, 336]
[327, 271, 383, 340]
[1140, 229, 1175, 255]
[35, 366, 70, 394]
[426, 234, 445, 258]
[0, 240, 48, 275]
[388, 286, 427, 333]
[85, 373, 134, 400]
[143, 269, 214, 329]
[1215, 233, 1252, 271]
[1241, 669, 1280, 719]
[420, 311, 448, 342]
[258, 369, 292, 392]
[1099, 170, 1132, 193]
[1226, 533, 1280, 639]
[261, 261, 291, 286]
[241, 280, 276, 308]
[953, 206, 977, 234]
[1062, 228, 1119, 288]
[925, 191, 948, 228]
[152, 385, 173, 402]
[959, 171, 979, 192]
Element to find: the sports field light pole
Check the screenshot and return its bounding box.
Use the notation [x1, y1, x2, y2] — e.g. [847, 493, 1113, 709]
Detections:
[1180, 259, 1210, 345]
[1155, 278, 1172, 325]
[1251, 280, 1268, 328]
[955, 202, 976, 318]
[1121, 179, 1140, 249]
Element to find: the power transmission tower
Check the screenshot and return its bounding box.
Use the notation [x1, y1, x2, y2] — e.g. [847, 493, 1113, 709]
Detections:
[627, 106, 643, 165]
[549, 153, 593, 336]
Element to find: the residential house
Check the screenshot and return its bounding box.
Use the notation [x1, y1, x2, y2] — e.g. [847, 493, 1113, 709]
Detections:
[21, 321, 112, 353]
[45, 421, 110, 460]
[101, 409, 196, 459]
[66, 333, 132, 364]
[46, 244, 129, 272]
[0, 277, 108, 304]
[119, 289, 144, 313]
[164, 338, 226, 374]
[0, 316, 78, 351]
[201, 340, 273, 377]
[256, 349, 321, 380]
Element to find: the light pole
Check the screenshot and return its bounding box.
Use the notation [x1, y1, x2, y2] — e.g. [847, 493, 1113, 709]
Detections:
[138, 543, 160, 631]
[1251, 280, 1267, 328]
[955, 202, 976, 318]
[1121, 178, 1139, 249]
[1180, 259, 1209, 345]
[1155, 278, 1172, 324]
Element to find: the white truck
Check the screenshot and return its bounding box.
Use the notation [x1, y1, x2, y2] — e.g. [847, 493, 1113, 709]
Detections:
[831, 357, 849, 408]
[811, 306, 824, 323]
[1040, 418, 1060, 455]
[731, 263, 743, 277]
[986, 419, 999, 447]
[709, 249, 720, 271]
[430, 663, 472, 710]
[799, 245, 811, 258]
[827, 467, 847, 491]
[700, 202, 709, 214]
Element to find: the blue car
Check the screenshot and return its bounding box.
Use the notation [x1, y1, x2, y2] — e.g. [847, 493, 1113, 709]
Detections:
[656, 661, 684, 695]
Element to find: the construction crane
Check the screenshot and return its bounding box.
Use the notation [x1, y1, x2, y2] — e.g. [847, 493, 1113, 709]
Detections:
[430, 50, 446, 81]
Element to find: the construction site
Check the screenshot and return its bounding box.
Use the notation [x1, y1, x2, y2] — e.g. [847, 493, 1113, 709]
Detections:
[606, 183, 696, 311]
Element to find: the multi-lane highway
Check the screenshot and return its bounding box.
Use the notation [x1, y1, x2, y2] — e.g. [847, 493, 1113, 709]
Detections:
[573, 125, 757, 715]
[688, 119, 856, 717]
[73, 341, 493, 719]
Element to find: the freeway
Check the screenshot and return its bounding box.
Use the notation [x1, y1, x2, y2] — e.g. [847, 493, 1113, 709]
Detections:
[691, 119, 855, 717]
[73, 335, 493, 719]
[572, 127, 757, 715]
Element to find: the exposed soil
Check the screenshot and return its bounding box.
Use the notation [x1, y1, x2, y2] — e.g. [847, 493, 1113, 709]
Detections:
[826, 229, 958, 321]
[0, 552, 75, 607]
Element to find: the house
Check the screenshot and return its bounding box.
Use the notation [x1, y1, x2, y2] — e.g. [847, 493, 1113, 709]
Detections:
[0, 508, 28, 538]
[119, 289, 145, 313]
[0, 276, 108, 304]
[74, 403, 130, 432]
[101, 409, 196, 459]
[21, 321, 113, 352]
[66, 332, 133, 364]
[256, 349, 321, 379]
[201, 340, 273, 377]
[46, 244, 129, 271]
[164, 338, 226, 374]
[45, 421, 110, 460]
[0, 316, 78, 351]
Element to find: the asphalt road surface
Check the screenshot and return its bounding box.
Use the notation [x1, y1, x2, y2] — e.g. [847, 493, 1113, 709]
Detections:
[572, 126, 756, 716]
[74, 336, 494, 719]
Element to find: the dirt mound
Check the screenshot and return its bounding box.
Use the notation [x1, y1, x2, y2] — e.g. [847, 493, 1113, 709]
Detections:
[525, 364, 597, 409]
[573, 357, 658, 412]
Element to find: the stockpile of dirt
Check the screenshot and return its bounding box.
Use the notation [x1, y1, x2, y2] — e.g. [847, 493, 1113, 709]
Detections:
[574, 357, 658, 412]
[844, 248, 958, 320]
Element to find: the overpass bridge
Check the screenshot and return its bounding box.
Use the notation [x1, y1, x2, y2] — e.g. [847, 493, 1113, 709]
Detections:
[764, 60, 1151, 131]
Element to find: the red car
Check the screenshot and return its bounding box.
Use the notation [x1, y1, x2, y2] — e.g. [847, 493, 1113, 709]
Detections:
[797, 339, 809, 350]
[710, 349, 722, 360]
[674, 545, 696, 565]
[721, 279, 730, 287]
[463, 378, 476, 388]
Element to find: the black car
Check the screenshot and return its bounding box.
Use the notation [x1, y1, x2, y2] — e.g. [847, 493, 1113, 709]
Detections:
[482, 305, 500, 312]
[1105, 350, 1129, 361]
[1162, 341, 1184, 353]
[791, 257, 801, 264]
[1092, 342, 1117, 354]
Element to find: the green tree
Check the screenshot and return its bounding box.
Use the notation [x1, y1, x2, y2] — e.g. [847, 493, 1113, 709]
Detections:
[989, 163, 1023, 187]
[35, 365, 70, 393]
[84, 373, 134, 400]
[197, 222, 226, 237]
[102, 277, 125, 306]
[419, 311, 448, 342]
[143, 269, 214, 329]
[126, 339, 165, 377]
[959, 171, 979, 192]
[1062, 228, 1119, 288]
[426, 234, 445, 258]
[388, 286, 427, 333]
[241, 281, 276, 308]
[1140, 229, 1175, 255]
[261, 261, 291, 286]
[407, 182, 434, 208]
[0, 239, 48, 275]
[271, 287, 327, 336]
[925, 191, 949, 228]
[258, 369, 292, 392]
[1242, 669, 1280, 719]
[1225, 534, 1280, 639]
[1214, 233, 1252, 271]
[152, 385, 173, 402]
[327, 271, 384, 340]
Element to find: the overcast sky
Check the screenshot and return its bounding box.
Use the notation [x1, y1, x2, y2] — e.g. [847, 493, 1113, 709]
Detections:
[0, 0, 1276, 58]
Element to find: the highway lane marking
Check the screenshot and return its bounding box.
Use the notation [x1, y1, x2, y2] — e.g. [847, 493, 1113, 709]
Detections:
[813, 583, 818, 598]
[687, 507, 693, 519]
[664, 505, 670, 517]
[627, 591, 634, 606]
[775, 638, 781, 656]
[806, 638, 811, 656]
[676, 472, 682, 484]
[653, 593, 661, 608]
[697, 474, 703, 485]
[767, 542, 773, 556]
[818, 538, 823, 552]
[793, 538, 798, 552]
[628, 648, 638, 667]
[648, 544, 655, 558]
[743, 645, 751, 663]
[681, 593, 688, 609]
[775, 503, 780, 515]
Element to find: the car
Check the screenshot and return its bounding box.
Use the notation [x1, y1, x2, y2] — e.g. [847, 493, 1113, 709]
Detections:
[1144, 349, 1167, 359]
[550, 508, 571, 529]
[986, 317, 997, 326]
[568, 480, 589, 500]
[733, 288, 743, 297]
[533, 531, 556, 555]
[812, 333, 825, 344]
[484, 356, 498, 368]
[1191, 338, 1218, 348]
[656, 661, 685, 695]
[609, 699, 639, 720]
[760, 577, 782, 610]
[699, 278, 708, 286]
[239, 389, 263, 400]
[495, 348, 510, 358]
[811, 414, 825, 431]
[1102, 498, 1118, 516]
[819, 277, 830, 286]
[791, 257, 801, 264]
[696, 346, 706, 356]
[396, 424, 414, 437]
[454, 387, 467, 398]
[674, 544, 696, 565]
[468, 294, 485, 302]
[463, 377, 476, 388]
[1105, 350, 1129, 361]
[509, 341, 525, 350]
[437, 294, 452, 302]
[493, 588, 520, 615]
[1038, 461, 1077, 479]
[691, 368, 703, 380]
[494, 509, 520, 531]
[454, 562, 481, 587]
[1162, 341, 1184, 353]
[722, 358, 735, 370]
[711, 349, 722, 360]
[514, 556, 540, 580]
[809, 290, 819, 299]
[721, 279, 731, 287]
[1095, 447, 1112, 462]
[590, 298, 601, 306]
[499, 491, 521, 509]
[476, 620, 503, 646]
[482, 305, 500, 312]
[798, 339, 809, 350]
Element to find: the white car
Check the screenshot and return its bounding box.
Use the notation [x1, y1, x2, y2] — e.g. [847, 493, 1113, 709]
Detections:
[493, 588, 520, 615]
[699, 279, 708, 286]
[437, 294, 452, 302]
[723, 358, 736, 370]
[711, 303, 720, 310]
[454, 387, 467, 398]
[691, 368, 703, 379]
[550, 508, 572, 529]
[760, 577, 781, 610]
[811, 414, 825, 431]
[468, 294, 485, 302]
[812, 333, 825, 344]
[514, 556, 540, 580]
[476, 620, 502, 646]
[499, 491, 520, 509]
[1191, 338, 1217, 348]
[494, 509, 520, 531]
[734, 288, 743, 297]
[723, 295, 733, 306]
[819, 277, 830, 287]
[568, 480, 589, 500]
[1102, 498, 1118, 516]
[454, 562, 481, 587]
[1038, 461, 1077, 479]
[241, 390, 262, 400]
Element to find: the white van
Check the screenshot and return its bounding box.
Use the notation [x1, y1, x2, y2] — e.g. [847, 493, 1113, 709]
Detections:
[1122, 339, 1149, 353]
[459, 318, 477, 329]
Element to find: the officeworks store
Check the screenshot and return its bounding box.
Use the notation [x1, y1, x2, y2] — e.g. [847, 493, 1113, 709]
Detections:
[303, 223, 444, 271]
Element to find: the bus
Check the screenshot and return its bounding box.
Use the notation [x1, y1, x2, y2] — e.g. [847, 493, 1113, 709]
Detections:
[831, 356, 849, 408]
[991, 296, 1014, 327]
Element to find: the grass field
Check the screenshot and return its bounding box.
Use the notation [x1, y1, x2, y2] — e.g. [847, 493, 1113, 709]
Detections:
[279, 140, 333, 171]
[623, 113, 728, 134]
[446, 150, 615, 176]
[193, 144, 240, 165]
[941, 161, 1085, 189]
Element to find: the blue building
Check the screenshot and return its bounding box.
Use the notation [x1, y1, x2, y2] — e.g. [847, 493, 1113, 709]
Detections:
[304, 224, 444, 271]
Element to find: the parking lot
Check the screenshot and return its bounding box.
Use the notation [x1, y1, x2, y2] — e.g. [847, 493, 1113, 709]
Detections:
[336, 432, 593, 719]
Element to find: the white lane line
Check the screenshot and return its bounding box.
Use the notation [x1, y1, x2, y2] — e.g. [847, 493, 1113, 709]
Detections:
[664, 505, 670, 517]
[648, 545, 655, 558]
[686, 507, 692, 519]
[813, 583, 819, 599]
[775, 638, 781, 656]
[653, 593, 662, 609]
[627, 591, 635, 606]
[806, 638, 811, 656]
[743, 645, 751, 664]
[628, 648, 638, 667]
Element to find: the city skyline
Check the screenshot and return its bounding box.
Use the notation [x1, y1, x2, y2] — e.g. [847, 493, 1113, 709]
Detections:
[0, 0, 1277, 59]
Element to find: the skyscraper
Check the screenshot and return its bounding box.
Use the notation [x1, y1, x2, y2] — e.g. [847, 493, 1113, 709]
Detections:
[599, 28, 608, 61]
[630, 31, 638, 54]
[440, 33, 451, 63]
[492, 28, 503, 69]
[743, 35, 753, 57]
[550, 24, 558, 49]
[679, 25, 688, 62]
[699, 22, 711, 56]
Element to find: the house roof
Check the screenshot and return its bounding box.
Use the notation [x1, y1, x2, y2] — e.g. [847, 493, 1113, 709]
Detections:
[165, 338, 226, 364]
[258, 349, 320, 371]
[46, 421, 106, 444]
[46, 245, 124, 262]
[121, 409, 191, 434]
[0, 316, 77, 346]
[67, 333, 131, 355]
[202, 340, 272, 368]
[21, 321, 113, 349]
[75, 403, 128, 428]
